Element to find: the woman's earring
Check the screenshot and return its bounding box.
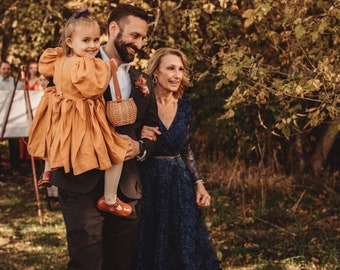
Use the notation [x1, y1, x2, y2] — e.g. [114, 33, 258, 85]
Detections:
[152, 76, 158, 84]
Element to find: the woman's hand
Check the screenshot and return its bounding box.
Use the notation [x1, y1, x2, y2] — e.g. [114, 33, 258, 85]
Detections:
[141, 125, 161, 141]
[196, 182, 211, 208]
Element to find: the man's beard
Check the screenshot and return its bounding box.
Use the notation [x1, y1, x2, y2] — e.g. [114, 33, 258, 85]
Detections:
[114, 31, 139, 63]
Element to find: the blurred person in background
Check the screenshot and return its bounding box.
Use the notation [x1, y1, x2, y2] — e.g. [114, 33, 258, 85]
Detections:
[38, 74, 50, 91]
[24, 61, 40, 90]
[19, 61, 41, 162]
[0, 60, 23, 90]
[0, 61, 23, 175]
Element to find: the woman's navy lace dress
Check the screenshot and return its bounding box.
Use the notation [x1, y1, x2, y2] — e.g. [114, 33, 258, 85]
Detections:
[136, 97, 220, 270]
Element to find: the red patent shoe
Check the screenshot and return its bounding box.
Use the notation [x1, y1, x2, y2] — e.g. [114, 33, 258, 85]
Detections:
[97, 196, 132, 217]
[37, 171, 52, 187]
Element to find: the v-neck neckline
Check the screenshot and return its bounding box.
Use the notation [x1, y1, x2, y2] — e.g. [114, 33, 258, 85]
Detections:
[159, 102, 179, 131]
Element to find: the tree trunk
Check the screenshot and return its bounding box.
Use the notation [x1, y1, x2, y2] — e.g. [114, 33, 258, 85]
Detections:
[1, 8, 14, 61]
[311, 116, 340, 176]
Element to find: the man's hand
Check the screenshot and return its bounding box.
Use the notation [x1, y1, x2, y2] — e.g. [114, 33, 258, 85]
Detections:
[118, 134, 140, 161]
[141, 125, 161, 141]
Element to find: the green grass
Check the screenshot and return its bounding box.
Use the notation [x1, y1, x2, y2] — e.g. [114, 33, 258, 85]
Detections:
[206, 175, 339, 270]
[0, 173, 67, 270]
[0, 143, 339, 269]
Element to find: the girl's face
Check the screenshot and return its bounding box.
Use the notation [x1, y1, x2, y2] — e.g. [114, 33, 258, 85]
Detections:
[66, 23, 101, 58]
[154, 54, 184, 93]
[38, 75, 49, 90]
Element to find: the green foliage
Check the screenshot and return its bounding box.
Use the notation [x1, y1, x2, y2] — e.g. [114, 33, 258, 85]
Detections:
[1, 0, 339, 173]
[218, 0, 340, 140]
[141, 0, 340, 168]
[0, 1, 63, 66]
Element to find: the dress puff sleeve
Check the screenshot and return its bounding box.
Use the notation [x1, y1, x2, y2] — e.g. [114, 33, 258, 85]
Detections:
[38, 47, 64, 77]
[70, 57, 110, 98]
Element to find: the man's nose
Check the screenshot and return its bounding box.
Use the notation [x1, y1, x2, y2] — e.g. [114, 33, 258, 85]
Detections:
[134, 38, 144, 49]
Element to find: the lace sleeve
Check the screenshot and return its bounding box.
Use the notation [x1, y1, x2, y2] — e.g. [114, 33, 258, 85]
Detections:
[180, 98, 202, 183]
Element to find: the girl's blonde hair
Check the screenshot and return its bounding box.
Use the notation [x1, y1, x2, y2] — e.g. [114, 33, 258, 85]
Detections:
[147, 48, 190, 99]
[59, 10, 99, 56]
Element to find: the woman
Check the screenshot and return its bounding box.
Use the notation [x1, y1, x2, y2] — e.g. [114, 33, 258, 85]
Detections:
[25, 61, 40, 90]
[18, 61, 40, 161]
[136, 48, 221, 270]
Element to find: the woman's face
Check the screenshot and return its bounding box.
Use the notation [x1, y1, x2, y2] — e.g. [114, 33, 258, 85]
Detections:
[29, 63, 38, 75]
[154, 54, 184, 93]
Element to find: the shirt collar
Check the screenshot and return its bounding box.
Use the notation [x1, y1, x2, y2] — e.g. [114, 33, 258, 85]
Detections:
[1, 76, 11, 82]
[99, 46, 130, 74]
[118, 63, 130, 74]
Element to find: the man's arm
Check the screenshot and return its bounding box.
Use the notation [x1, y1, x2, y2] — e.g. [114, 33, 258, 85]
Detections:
[136, 74, 159, 160]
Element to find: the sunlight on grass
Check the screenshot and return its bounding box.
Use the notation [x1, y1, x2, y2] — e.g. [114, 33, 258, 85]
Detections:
[0, 175, 68, 270]
[200, 158, 339, 270]
[0, 155, 339, 270]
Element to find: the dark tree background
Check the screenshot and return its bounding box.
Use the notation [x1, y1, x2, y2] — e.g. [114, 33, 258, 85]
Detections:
[1, 0, 339, 178]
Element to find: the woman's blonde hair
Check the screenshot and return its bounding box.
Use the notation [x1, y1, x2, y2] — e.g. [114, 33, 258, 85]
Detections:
[147, 48, 190, 99]
[59, 10, 99, 56]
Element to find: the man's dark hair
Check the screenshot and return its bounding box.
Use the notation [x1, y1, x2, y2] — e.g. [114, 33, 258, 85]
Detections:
[1, 60, 11, 67]
[107, 4, 148, 26]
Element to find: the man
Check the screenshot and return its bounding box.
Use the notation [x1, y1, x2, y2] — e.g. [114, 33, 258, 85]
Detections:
[51, 4, 158, 270]
[0, 61, 24, 175]
[0, 61, 23, 90]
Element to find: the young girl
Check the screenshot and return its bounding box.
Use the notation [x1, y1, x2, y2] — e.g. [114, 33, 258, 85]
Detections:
[28, 10, 132, 217]
[38, 74, 49, 91]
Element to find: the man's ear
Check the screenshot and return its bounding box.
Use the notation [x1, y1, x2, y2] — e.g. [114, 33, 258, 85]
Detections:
[65, 38, 73, 48]
[109, 21, 119, 37]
